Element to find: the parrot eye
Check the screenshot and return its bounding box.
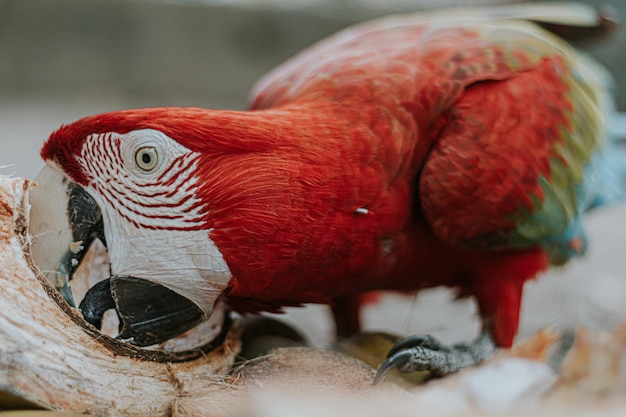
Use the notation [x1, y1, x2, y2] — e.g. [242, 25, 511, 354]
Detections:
[135, 146, 159, 171]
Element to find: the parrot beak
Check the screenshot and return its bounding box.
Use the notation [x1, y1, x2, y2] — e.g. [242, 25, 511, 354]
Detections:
[29, 165, 104, 307]
[30, 164, 206, 347]
[79, 275, 206, 347]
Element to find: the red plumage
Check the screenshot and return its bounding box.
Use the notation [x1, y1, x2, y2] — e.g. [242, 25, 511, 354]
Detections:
[41, 11, 606, 349]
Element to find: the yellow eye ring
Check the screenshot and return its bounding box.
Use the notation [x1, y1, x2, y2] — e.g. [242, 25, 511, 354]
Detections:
[135, 146, 159, 171]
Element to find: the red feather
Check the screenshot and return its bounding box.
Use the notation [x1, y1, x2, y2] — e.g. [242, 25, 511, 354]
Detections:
[41, 14, 603, 349]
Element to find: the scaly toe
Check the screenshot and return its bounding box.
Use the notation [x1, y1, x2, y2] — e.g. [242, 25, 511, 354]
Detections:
[386, 334, 449, 357]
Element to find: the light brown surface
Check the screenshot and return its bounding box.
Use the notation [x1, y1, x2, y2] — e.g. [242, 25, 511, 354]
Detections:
[170, 326, 626, 417]
[0, 176, 240, 416]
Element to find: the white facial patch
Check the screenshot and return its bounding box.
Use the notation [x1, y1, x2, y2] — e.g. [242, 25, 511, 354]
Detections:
[77, 129, 232, 315]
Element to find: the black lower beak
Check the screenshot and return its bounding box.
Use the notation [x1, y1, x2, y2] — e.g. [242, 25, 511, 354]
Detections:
[80, 276, 205, 347]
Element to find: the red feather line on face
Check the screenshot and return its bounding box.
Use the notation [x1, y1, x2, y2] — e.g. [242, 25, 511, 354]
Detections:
[42, 106, 351, 163]
[75, 131, 210, 232]
[40, 106, 350, 238]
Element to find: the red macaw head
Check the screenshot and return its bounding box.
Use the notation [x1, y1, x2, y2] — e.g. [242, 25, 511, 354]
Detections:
[31, 107, 246, 346]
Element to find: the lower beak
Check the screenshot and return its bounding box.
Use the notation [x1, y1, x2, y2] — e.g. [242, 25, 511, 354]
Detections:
[80, 275, 206, 347]
[29, 164, 207, 347]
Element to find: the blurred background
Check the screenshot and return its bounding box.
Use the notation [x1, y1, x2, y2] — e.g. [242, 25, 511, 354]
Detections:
[0, 0, 625, 179]
[1, 0, 625, 347]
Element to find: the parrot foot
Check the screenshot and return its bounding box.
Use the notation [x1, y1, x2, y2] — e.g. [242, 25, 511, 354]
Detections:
[373, 332, 495, 384]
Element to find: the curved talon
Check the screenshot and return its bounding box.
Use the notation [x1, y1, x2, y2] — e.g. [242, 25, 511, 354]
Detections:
[373, 349, 414, 385]
[386, 334, 446, 357]
[374, 332, 497, 384]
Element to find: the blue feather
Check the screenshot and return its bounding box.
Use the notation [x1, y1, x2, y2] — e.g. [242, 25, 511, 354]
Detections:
[584, 113, 626, 210]
[540, 112, 626, 265]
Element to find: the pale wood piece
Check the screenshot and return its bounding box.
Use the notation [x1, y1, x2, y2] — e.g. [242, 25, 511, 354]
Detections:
[0, 176, 240, 416]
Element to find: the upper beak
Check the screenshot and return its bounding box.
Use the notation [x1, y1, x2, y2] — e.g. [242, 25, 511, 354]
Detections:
[29, 164, 206, 347]
[30, 165, 104, 307]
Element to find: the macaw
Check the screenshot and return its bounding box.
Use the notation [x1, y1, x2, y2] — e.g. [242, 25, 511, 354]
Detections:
[29, 3, 625, 380]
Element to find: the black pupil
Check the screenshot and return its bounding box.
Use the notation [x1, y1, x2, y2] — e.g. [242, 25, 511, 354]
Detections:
[142, 152, 152, 165]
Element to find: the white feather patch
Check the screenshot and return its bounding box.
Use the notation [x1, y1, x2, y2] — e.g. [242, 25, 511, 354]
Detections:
[78, 129, 232, 315]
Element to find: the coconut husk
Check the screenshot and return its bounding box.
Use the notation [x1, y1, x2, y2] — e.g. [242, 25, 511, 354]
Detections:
[0, 176, 239, 416]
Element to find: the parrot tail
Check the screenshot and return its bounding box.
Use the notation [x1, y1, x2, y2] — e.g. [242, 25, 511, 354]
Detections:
[584, 111, 626, 210]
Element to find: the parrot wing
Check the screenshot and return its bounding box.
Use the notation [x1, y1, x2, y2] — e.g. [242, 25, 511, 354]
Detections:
[250, 9, 611, 266]
[419, 25, 609, 265]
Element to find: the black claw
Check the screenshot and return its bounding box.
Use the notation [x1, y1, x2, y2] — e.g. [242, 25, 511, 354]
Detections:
[111, 276, 205, 347]
[373, 349, 414, 385]
[386, 334, 446, 358]
[79, 278, 115, 330]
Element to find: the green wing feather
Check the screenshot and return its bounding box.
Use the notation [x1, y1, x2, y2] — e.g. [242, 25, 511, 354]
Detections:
[420, 21, 610, 265]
